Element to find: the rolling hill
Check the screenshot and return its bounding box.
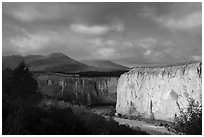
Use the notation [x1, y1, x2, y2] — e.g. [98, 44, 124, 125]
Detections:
[3, 52, 129, 73]
[2, 52, 95, 73]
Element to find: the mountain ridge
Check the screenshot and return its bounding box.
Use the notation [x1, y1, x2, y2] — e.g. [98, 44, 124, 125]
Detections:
[2, 52, 129, 73]
[81, 59, 129, 71]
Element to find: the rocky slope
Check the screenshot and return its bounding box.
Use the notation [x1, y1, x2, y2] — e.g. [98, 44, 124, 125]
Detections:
[116, 61, 202, 122]
[36, 73, 118, 105]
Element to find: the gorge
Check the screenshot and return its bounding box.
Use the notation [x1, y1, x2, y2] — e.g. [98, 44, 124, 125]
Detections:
[36, 61, 202, 122]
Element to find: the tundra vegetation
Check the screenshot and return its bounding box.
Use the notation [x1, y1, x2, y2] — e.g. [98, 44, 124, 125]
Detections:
[2, 61, 147, 135]
[171, 99, 202, 135]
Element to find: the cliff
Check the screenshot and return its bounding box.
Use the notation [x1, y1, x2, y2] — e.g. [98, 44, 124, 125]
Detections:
[116, 61, 202, 122]
[36, 74, 118, 106]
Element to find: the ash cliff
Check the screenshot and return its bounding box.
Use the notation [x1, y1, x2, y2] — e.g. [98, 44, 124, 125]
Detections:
[116, 61, 202, 122]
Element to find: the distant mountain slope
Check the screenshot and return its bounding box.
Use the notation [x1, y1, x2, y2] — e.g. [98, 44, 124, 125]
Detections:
[3, 52, 96, 73]
[28, 52, 95, 72]
[80, 60, 129, 71]
[24, 55, 44, 62]
[3, 53, 129, 72]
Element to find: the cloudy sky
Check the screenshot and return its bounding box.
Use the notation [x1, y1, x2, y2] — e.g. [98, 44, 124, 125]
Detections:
[2, 2, 202, 67]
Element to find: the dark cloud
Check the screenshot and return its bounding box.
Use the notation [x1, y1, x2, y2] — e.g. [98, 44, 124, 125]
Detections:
[2, 2, 202, 67]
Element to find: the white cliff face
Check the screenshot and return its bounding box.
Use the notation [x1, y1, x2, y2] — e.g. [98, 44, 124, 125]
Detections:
[116, 61, 202, 122]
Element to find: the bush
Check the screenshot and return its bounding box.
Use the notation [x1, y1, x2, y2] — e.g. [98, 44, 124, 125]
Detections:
[39, 98, 148, 135]
[2, 61, 40, 100]
[172, 99, 202, 135]
[3, 100, 86, 135]
[3, 97, 148, 135]
[12, 61, 38, 98]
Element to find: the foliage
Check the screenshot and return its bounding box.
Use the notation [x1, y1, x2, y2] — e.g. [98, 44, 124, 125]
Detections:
[3, 97, 148, 135]
[39, 98, 148, 135]
[2, 61, 148, 135]
[53, 70, 129, 77]
[172, 99, 202, 135]
[3, 99, 86, 135]
[2, 63, 85, 134]
[3, 61, 40, 100]
[12, 60, 38, 98]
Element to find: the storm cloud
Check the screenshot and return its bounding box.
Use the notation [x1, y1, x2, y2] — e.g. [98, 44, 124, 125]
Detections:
[2, 2, 202, 67]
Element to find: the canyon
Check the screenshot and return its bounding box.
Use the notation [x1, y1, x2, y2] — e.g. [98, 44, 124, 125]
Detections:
[36, 61, 202, 122]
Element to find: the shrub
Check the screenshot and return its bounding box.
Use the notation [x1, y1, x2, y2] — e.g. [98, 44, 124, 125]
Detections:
[2, 61, 40, 101]
[3, 97, 148, 135]
[172, 99, 202, 135]
[38, 99, 148, 135]
[12, 60, 38, 98]
[3, 101, 86, 135]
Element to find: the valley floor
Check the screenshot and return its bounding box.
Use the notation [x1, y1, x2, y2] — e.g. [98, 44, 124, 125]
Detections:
[113, 117, 172, 135]
[91, 106, 174, 135]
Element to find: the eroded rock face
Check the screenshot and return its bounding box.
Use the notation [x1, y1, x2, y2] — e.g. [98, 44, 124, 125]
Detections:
[36, 74, 118, 105]
[116, 61, 202, 122]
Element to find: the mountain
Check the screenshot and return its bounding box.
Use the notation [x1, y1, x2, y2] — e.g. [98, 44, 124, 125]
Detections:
[24, 55, 44, 62]
[27, 52, 96, 72]
[3, 53, 129, 73]
[80, 60, 129, 71]
[2, 52, 96, 73]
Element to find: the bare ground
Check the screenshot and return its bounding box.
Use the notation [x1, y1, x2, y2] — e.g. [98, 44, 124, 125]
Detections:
[91, 106, 174, 135]
[113, 117, 173, 135]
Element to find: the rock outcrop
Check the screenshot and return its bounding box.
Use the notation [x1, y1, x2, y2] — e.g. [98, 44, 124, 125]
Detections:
[116, 61, 202, 122]
[36, 74, 118, 105]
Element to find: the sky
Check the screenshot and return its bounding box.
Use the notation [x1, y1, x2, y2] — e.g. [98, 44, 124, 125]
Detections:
[2, 2, 202, 67]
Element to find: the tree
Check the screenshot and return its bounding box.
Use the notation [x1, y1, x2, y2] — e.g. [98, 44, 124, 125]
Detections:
[12, 60, 38, 98]
[173, 99, 202, 135]
[2, 61, 40, 134]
